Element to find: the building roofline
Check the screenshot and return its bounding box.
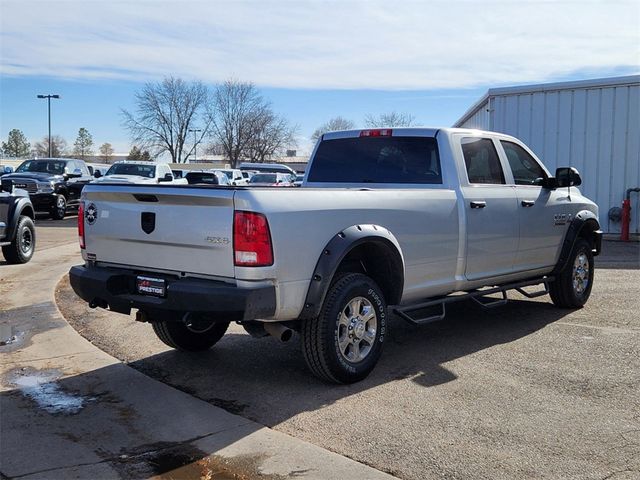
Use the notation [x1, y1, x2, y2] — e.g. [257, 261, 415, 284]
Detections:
[453, 74, 640, 127]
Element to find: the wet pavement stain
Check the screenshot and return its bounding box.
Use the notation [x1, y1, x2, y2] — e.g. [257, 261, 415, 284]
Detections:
[0, 302, 65, 353]
[4, 367, 95, 415]
[107, 441, 283, 480]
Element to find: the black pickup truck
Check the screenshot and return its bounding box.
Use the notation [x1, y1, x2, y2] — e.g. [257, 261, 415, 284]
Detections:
[1, 158, 93, 220]
[0, 186, 36, 264]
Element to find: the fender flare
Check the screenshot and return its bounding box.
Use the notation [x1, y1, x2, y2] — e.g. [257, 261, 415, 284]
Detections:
[552, 210, 602, 275]
[6, 196, 34, 241]
[299, 224, 405, 320]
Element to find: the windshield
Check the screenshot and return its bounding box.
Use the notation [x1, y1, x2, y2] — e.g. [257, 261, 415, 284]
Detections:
[106, 163, 156, 178]
[250, 173, 277, 183]
[221, 171, 233, 179]
[16, 160, 66, 175]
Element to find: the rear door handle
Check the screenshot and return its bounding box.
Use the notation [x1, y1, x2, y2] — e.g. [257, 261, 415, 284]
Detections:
[470, 201, 486, 209]
[521, 200, 535, 207]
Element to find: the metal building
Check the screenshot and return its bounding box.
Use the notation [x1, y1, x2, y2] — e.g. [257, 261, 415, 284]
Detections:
[454, 75, 640, 235]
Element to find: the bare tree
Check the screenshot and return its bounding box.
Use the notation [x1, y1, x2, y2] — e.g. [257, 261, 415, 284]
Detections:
[310, 117, 355, 143]
[122, 76, 209, 163]
[34, 135, 67, 157]
[245, 107, 298, 162]
[363, 112, 416, 128]
[207, 79, 297, 167]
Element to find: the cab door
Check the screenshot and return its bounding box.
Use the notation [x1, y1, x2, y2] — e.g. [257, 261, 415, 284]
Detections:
[498, 140, 568, 271]
[459, 136, 519, 280]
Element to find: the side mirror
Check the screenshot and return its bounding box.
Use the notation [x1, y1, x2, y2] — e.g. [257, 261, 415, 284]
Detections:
[159, 173, 173, 182]
[555, 167, 582, 188]
[94, 170, 102, 178]
[540, 177, 558, 189]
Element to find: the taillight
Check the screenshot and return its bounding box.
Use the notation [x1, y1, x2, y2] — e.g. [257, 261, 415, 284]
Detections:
[359, 128, 393, 137]
[78, 201, 85, 249]
[233, 211, 273, 267]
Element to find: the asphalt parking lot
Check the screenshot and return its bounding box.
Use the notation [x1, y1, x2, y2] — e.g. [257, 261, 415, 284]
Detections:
[3, 216, 640, 479]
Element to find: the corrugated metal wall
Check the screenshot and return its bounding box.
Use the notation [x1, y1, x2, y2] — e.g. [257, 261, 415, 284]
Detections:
[457, 78, 640, 234]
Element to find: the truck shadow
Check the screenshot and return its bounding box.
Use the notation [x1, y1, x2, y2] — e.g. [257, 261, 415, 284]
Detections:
[127, 298, 571, 424]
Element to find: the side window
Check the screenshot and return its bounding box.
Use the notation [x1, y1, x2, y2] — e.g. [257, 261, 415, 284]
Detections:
[501, 141, 547, 185]
[461, 137, 505, 185]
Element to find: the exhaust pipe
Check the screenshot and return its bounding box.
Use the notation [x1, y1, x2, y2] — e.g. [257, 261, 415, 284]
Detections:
[263, 322, 293, 342]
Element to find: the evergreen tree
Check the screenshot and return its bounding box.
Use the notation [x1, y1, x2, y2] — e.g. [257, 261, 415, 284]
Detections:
[73, 128, 94, 159]
[2, 129, 31, 157]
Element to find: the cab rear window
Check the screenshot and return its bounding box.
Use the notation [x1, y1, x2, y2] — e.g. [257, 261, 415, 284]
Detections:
[307, 136, 441, 184]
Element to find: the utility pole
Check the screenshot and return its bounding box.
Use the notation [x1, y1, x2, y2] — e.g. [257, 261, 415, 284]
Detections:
[37, 94, 61, 157]
[188, 128, 202, 163]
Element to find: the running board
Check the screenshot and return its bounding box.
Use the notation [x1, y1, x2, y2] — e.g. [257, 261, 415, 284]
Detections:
[392, 276, 554, 326]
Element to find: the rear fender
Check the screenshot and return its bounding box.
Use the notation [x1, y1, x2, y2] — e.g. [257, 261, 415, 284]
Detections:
[299, 225, 405, 320]
[6, 196, 34, 241]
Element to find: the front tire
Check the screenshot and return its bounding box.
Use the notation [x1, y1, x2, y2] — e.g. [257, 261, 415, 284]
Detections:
[301, 273, 387, 384]
[2, 215, 36, 264]
[152, 318, 229, 351]
[50, 194, 67, 220]
[549, 237, 594, 308]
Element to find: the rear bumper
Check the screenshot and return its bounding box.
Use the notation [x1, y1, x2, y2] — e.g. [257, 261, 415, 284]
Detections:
[69, 264, 276, 321]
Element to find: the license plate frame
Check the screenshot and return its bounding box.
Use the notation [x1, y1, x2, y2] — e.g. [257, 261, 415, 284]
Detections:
[136, 275, 166, 297]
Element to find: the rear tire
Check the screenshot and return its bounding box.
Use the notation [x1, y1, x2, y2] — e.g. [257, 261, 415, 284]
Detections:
[152, 318, 229, 351]
[549, 237, 594, 308]
[50, 195, 67, 220]
[2, 216, 36, 264]
[301, 273, 387, 384]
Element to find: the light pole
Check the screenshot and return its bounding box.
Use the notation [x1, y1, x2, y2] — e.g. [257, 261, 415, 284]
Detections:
[37, 94, 61, 157]
[188, 128, 202, 163]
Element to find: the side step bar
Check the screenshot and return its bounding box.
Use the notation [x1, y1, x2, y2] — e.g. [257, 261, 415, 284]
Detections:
[392, 276, 553, 326]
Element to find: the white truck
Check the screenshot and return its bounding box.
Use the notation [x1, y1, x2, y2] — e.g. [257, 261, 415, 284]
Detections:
[93, 161, 187, 185]
[69, 128, 602, 383]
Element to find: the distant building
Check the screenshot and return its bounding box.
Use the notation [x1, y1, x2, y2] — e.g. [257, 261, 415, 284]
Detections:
[455, 75, 640, 234]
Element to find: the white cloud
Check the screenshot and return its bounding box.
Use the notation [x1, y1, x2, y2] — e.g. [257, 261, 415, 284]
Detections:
[1, 0, 638, 89]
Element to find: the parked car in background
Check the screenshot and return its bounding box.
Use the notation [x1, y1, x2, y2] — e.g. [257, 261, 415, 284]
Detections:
[216, 168, 247, 186]
[1, 158, 93, 219]
[0, 185, 35, 263]
[184, 170, 230, 186]
[241, 170, 255, 182]
[248, 172, 294, 186]
[93, 161, 187, 185]
[238, 162, 297, 176]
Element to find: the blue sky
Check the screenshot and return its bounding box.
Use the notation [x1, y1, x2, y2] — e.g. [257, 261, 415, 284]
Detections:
[1, 0, 638, 156]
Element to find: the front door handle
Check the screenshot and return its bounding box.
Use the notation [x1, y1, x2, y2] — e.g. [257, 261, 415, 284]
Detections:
[521, 200, 535, 207]
[470, 201, 486, 209]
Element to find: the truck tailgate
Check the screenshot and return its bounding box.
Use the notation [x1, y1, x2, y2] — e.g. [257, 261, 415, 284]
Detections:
[82, 185, 236, 278]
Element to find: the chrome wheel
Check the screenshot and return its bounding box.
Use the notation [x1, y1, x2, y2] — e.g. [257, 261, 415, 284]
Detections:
[572, 253, 589, 295]
[56, 196, 66, 217]
[20, 228, 33, 254]
[337, 296, 377, 364]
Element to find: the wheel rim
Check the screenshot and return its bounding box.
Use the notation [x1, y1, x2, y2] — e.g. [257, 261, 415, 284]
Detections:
[572, 252, 589, 295]
[337, 296, 377, 364]
[57, 197, 66, 216]
[20, 228, 33, 254]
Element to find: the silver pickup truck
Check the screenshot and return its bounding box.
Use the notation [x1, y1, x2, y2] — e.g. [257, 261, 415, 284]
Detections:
[69, 128, 602, 383]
